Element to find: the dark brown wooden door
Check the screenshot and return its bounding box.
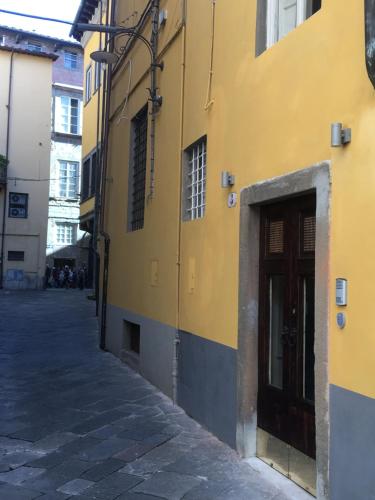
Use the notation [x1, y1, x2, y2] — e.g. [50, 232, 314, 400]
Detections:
[258, 194, 316, 459]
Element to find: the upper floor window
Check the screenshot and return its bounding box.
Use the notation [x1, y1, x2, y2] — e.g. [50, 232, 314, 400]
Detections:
[85, 65, 92, 103]
[27, 42, 42, 52]
[9, 193, 28, 219]
[256, 0, 321, 55]
[183, 137, 207, 221]
[56, 96, 81, 135]
[64, 51, 78, 70]
[94, 61, 101, 92]
[59, 161, 79, 198]
[128, 106, 148, 232]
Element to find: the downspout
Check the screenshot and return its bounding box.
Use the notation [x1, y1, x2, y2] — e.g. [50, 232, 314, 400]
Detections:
[365, 0, 375, 88]
[94, 0, 104, 315]
[148, 0, 161, 201]
[0, 49, 14, 289]
[173, 0, 187, 404]
[99, 0, 115, 350]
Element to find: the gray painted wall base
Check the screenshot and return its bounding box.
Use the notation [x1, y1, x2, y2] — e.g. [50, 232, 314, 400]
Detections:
[177, 331, 237, 448]
[106, 304, 176, 398]
[330, 384, 375, 500]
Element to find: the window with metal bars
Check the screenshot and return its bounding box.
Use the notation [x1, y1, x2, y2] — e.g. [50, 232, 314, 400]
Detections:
[184, 137, 207, 221]
[129, 106, 148, 232]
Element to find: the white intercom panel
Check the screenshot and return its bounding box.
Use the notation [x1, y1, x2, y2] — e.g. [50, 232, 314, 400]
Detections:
[336, 278, 347, 306]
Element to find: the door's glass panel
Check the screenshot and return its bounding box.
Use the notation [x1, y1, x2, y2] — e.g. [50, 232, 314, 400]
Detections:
[269, 275, 285, 389]
[303, 276, 315, 401]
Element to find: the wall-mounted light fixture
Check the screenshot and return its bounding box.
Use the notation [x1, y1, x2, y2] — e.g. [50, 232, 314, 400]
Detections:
[331, 123, 351, 147]
[221, 171, 235, 188]
[158, 9, 168, 27]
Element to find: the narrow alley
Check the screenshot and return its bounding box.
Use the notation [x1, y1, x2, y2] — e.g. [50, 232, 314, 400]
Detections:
[0, 290, 310, 500]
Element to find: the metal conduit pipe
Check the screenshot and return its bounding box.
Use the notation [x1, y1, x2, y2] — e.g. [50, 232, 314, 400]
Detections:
[94, 0, 103, 316]
[99, 0, 113, 350]
[0, 49, 14, 289]
[148, 0, 161, 201]
[365, 0, 375, 88]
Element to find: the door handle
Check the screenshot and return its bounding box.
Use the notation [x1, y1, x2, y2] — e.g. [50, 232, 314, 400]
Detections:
[289, 327, 297, 347]
[281, 326, 297, 347]
[281, 326, 289, 345]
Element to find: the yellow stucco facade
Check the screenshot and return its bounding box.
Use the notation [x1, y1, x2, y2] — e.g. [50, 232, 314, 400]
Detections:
[97, 0, 375, 399]
[75, 1, 375, 496]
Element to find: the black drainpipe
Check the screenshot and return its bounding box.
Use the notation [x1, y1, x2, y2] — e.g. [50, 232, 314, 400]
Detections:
[365, 0, 375, 88]
[99, 0, 115, 350]
[0, 49, 14, 289]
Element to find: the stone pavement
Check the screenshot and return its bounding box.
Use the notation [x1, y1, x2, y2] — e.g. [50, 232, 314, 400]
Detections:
[0, 290, 311, 500]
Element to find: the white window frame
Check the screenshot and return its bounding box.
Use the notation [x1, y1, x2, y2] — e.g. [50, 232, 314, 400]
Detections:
[55, 223, 76, 245]
[0, 35, 5, 46]
[56, 96, 82, 135]
[266, 0, 306, 48]
[64, 50, 78, 70]
[27, 41, 42, 52]
[58, 161, 79, 199]
[94, 61, 101, 92]
[185, 138, 207, 221]
[85, 65, 92, 103]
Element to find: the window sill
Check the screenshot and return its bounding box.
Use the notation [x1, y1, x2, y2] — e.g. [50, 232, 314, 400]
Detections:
[53, 131, 82, 140]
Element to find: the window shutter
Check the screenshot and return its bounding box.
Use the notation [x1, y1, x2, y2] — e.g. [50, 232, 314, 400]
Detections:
[279, 0, 307, 39]
[278, 0, 298, 39]
[268, 220, 284, 254]
[54, 96, 63, 133]
[79, 100, 83, 135]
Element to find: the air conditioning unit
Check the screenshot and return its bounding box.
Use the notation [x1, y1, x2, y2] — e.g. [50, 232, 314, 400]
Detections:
[10, 194, 27, 206]
[10, 207, 26, 218]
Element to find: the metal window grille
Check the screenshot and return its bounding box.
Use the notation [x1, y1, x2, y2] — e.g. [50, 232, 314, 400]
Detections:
[56, 223, 75, 245]
[64, 51, 78, 70]
[186, 139, 207, 220]
[130, 107, 148, 231]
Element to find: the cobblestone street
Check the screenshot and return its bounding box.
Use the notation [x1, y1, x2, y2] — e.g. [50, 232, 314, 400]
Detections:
[0, 290, 310, 499]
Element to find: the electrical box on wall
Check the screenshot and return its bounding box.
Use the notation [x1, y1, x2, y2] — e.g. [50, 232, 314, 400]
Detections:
[336, 278, 347, 306]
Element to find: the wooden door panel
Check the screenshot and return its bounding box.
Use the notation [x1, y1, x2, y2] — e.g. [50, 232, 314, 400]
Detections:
[258, 194, 316, 459]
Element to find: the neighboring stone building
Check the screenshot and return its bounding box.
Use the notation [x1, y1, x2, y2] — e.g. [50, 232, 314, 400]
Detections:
[0, 26, 88, 274]
[0, 44, 55, 289]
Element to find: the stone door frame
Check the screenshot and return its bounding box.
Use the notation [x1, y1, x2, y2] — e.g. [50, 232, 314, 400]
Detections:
[236, 162, 331, 500]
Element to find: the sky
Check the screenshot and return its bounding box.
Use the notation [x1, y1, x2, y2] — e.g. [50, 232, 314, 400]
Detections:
[0, 0, 82, 41]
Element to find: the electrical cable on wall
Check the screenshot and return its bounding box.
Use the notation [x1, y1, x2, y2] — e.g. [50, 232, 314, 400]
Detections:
[0, 9, 72, 25]
[204, 0, 216, 110]
[116, 59, 133, 124]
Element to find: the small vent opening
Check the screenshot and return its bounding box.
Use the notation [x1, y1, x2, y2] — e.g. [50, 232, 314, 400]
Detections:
[8, 251, 24, 261]
[123, 320, 140, 355]
[268, 220, 284, 254]
[303, 216, 316, 253]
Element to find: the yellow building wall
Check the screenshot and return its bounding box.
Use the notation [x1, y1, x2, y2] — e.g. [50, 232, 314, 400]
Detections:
[0, 50, 53, 285]
[102, 0, 375, 401]
[80, 3, 108, 220]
